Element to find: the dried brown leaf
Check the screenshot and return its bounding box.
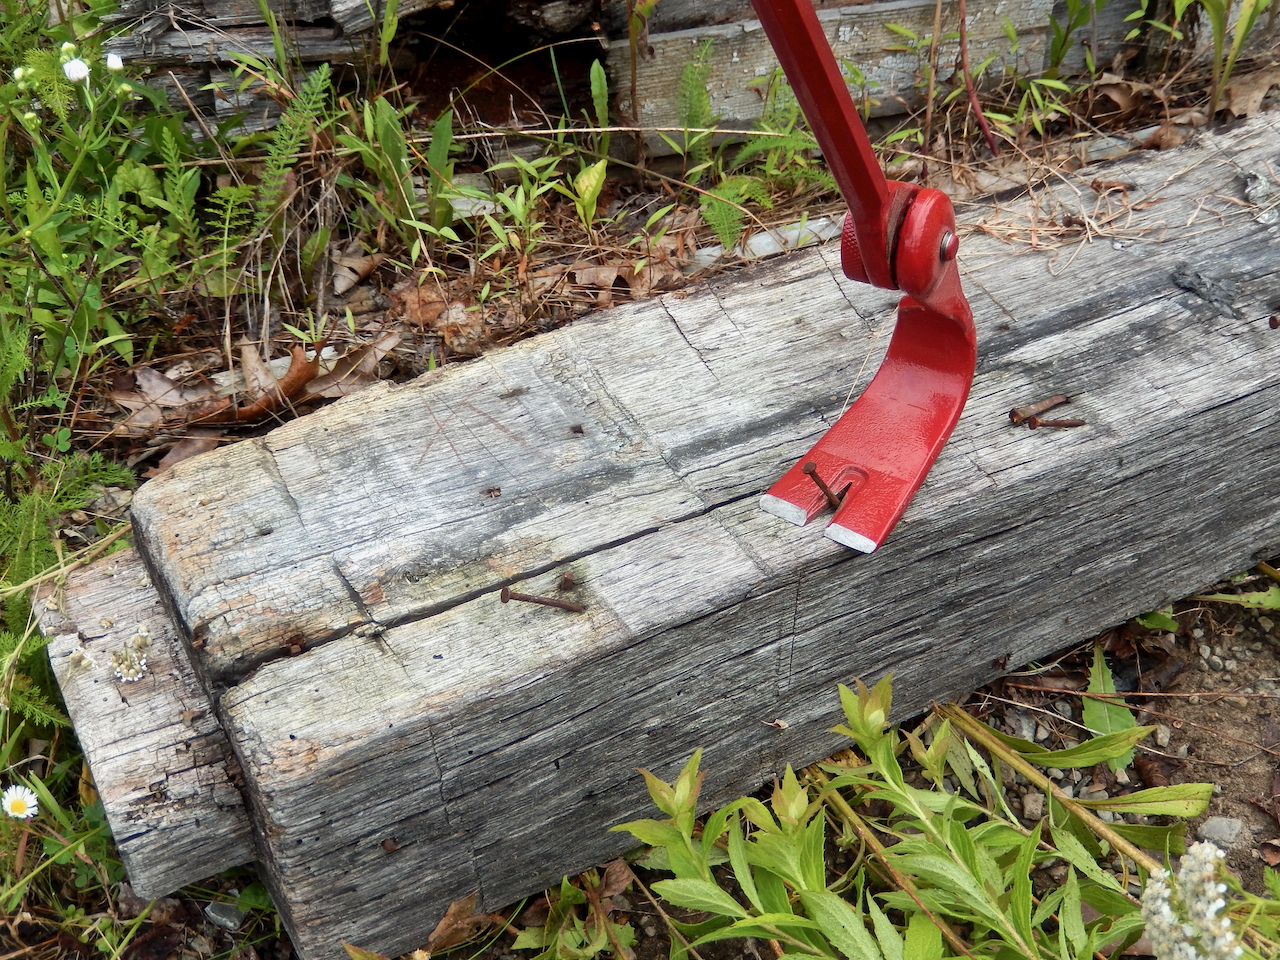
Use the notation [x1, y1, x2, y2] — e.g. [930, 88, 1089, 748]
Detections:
[239, 345, 278, 399]
[1226, 67, 1280, 117]
[305, 330, 403, 399]
[391, 279, 448, 327]
[144, 434, 223, 477]
[598, 859, 633, 899]
[333, 252, 387, 296]
[423, 893, 494, 954]
[1260, 839, 1280, 866]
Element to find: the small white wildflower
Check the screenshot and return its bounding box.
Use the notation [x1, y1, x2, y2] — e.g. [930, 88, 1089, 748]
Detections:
[119, 82, 133, 95]
[2, 784, 38, 820]
[61, 41, 77, 55]
[12, 67, 24, 81]
[1142, 842, 1244, 960]
[62, 58, 90, 83]
[106, 53, 123, 71]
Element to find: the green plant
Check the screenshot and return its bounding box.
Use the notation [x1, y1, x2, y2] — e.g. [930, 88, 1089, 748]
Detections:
[512, 871, 637, 959]
[553, 158, 610, 235]
[615, 676, 1218, 960]
[1123, 0, 1275, 114]
[662, 39, 716, 186]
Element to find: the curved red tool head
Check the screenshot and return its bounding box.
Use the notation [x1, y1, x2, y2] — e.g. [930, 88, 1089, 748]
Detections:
[750, 0, 977, 552]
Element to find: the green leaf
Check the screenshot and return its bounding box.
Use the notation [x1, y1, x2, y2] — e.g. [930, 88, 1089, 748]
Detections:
[1017, 727, 1153, 768]
[1135, 609, 1180, 631]
[1106, 820, 1186, 855]
[728, 815, 763, 912]
[1072, 782, 1213, 817]
[1050, 826, 1123, 892]
[866, 893, 904, 960]
[1081, 644, 1137, 772]
[688, 914, 821, 948]
[902, 911, 942, 960]
[1008, 821, 1040, 950]
[652, 879, 749, 918]
[798, 889, 883, 960]
[612, 818, 686, 850]
[1196, 586, 1280, 610]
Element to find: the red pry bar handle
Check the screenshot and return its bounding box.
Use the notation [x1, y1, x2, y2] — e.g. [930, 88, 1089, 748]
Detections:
[750, 0, 977, 552]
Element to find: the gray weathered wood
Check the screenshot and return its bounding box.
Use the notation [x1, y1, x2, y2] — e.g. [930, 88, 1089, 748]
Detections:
[50, 112, 1280, 959]
[607, 0, 1057, 140]
[36, 549, 255, 897]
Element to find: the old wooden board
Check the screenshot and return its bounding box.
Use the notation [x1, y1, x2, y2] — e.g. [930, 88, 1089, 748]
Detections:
[49, 112, 1280, 959]
[608, 0, 1058, 144]
[35, 549, 255, 897]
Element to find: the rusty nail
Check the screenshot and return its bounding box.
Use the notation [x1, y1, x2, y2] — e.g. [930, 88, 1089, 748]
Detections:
[1270, 315, 1279, 329]
[381, 838, 398, 852]
[1026, 416, 1086, 429]
[801, 461, 842, 510]
[558, 570, 576, 591]
[1009, 394, 1070, 425]
[500, 586, 586, 613]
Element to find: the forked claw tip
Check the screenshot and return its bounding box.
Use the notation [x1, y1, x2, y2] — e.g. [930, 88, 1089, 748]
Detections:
[824, 524, 879, 553]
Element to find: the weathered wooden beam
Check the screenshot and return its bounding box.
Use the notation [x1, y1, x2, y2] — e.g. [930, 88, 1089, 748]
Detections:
[46, 114, 1280, 959]
[37, 550, 255, 897]
[607, 0, 1057, 141]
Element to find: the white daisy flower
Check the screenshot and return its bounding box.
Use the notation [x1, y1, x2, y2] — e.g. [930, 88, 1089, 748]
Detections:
[106, 53, 123, 71]
[2, 784, 38, 820]
[60, 41, 77, 56]
[62, 58, 90, 83]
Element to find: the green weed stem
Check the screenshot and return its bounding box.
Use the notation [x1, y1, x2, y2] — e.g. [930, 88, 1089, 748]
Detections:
[939, 703, 1162, 876]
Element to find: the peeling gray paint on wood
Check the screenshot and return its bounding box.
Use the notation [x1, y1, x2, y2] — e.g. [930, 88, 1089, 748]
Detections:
[47, 114, 1280, 959]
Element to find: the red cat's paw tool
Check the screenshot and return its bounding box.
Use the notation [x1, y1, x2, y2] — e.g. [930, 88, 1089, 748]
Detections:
[751, 0, 977, 552]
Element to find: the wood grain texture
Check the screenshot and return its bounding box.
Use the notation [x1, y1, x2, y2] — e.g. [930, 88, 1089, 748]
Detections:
[36, 549, 253, 897]
[59, 113, 1280, 956]
[152, 115, 1280, 958]
[104, 26, 358, 66]
[606, 0, 1055, 142]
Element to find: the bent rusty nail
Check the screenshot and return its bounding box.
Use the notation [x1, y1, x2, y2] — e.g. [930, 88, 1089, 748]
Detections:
[1026, 416, 1086, 429]
[801, 461, 843, 510]
[500, 586, 586, 613]
[1009, 394, 1070, 425]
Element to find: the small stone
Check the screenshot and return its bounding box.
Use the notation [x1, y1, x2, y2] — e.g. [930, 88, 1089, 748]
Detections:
[1189, 695, 1201, 705]
[1155, 724, 1172, 747]
[1097, 810, 1115, 822]
[1069, 769, 1083, 783]
[1035, 724, 1051, 741]
[1176, 744, 1189, 758]
[1115, 767, 1131, 785]
[1260, 616, 1274, 631]
[1046, 768, 1065, 780]
[1022, 792, 1045, 820]
[1192, 627, 1205, 639]
[1058, 784, 1074, 798]
[1208, 655, 1225, 671]
[643, 924, 658, 938]
[204, 901, 245, 931]
[1052, 701, 1073, 719]
[1197, 817, 1244, 846]
[1083, 788, 1109, 802]
[1199, 644, 1212, 660]
[1226, 696, 1249, 707]
[1224, 659, 1238, 672]
[1124, 812, 1145, 825]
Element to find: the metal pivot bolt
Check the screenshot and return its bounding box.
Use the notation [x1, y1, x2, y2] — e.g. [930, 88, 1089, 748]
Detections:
[940, 231, 959, 262]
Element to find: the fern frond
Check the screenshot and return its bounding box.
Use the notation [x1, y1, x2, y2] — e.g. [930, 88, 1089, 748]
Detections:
[7, 673, 70, 728]
[253, 62, 333, 236]
[699, 176, 773, 250]
[676, 40, 715, 177]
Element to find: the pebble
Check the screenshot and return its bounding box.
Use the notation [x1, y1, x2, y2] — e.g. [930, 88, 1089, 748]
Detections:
[1261, 616, 1274, 631]
[1189, 695, 1201, 705]
[1046, 768, 1065, 780]
[643, 924, 658, 938]
[1208, 655, 1225, 671]
[1192, 628, 1205, 639]
[1052, 702, 1073, 719]
[1224, 659, 1238, 672]
[1035, 724, 1051, 742]
[1022, 793, 1045, 820]
[1082, 788, 1109, 802]
[1226, 696, 1249, 707]
[1197, 817, 1244, 846]
[1115, 767, 1131, 785]
[1155, 724, 1172, 748]
[1199, 644, 1212, 660]
[204, 902, 245, 931]
[1175, 744, 1189, 758]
